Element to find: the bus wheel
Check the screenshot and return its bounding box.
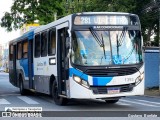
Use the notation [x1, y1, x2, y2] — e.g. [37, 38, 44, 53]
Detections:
[105, 99, 119, 104]
[19, 77, 27, 95]
[52, 81, 68, 105]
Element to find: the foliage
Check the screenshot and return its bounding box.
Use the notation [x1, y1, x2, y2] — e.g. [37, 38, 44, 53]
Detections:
[1, 0, 63, 31]
[63, 0, 159, 46]
[0, 0, 159, 46]
[37, 0, 64, 24]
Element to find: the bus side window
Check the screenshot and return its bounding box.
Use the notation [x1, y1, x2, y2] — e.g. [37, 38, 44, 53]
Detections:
[48, 29, 56, 55]
[17, 42, 22, 59]
[35, 34, 41, 57]
[9, 45, 14, 61]
[23, 41, 28, 59]
[41, 31, 47, 57]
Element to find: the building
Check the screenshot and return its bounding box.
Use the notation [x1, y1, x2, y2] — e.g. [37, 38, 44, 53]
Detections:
[0, 43, 9, 71]
[20, 23, 39, 35]
[0, 44, 3, 67]
[2, 42, 9, 70]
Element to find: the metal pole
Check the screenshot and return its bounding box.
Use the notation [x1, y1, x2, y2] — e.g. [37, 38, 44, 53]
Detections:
[54, 12, 57, 21]
[158, 5, 160, 93]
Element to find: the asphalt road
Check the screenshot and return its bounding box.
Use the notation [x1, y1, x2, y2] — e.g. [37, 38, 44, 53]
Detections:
[0, 72, 160, 119]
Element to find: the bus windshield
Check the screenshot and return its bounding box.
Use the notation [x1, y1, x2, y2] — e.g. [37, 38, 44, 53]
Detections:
[72, 30, 142, 66]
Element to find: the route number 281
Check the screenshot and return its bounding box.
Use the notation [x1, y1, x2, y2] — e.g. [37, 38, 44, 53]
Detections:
[80, 17, 91, 24]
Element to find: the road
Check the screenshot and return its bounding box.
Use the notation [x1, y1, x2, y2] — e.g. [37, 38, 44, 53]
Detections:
[0, 72, 160, 118]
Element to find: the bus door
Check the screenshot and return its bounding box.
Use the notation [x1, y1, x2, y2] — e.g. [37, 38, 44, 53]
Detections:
[57, 27, 69, 95]
[28, 40, 34, 89]
[13, 45, 17, 86]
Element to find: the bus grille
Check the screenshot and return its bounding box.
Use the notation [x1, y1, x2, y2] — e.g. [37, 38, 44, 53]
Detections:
[85, 67, 138, 77]
[91, 84, 134, 94]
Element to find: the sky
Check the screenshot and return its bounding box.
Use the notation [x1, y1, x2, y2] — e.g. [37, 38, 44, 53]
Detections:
[0, 0, 20, 45]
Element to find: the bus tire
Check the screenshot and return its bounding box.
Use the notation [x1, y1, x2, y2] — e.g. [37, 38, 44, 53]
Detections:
[19, 76, 28, 95]
[105, 99, 119, 104]
[52, 80, 68, 105]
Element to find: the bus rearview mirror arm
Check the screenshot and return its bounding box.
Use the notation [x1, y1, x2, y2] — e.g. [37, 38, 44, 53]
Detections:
[66, 36, 71, 59]
[67, 49, 71, 58]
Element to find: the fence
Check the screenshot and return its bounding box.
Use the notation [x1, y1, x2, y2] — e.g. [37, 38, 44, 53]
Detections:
[144, 47, 160, 89]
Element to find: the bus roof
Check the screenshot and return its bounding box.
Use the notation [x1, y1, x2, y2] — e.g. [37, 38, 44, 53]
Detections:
[34, 12, 137, 34]
[9, 12, 138, 45]
[75, 12, 136, 16]
[9, 28, 36, 44]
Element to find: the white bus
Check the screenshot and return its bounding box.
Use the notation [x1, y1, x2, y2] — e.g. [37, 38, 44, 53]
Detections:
[9, 12, 144, 105]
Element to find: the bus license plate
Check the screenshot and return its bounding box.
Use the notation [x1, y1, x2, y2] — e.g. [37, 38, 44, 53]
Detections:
[107, 88, 120, 94]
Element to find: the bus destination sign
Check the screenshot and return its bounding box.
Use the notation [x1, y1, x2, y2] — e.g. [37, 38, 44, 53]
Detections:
[74, 15, 138, 25]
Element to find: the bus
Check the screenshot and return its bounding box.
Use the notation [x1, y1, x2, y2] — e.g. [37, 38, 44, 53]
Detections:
[9, 12, 144, 105]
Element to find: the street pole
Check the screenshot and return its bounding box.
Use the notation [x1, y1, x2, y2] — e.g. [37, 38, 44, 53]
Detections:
[54, 12, 57, 21]
[158, 3, 160, 93]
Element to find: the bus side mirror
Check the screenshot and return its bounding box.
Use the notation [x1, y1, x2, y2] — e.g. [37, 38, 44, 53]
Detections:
[66, 37, 71, 58]
[66, 37, 71, 49]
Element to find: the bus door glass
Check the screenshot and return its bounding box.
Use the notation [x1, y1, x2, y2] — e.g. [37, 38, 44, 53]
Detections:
[13, 45, 17, 85]
[28, 40, 33, 89]
[57, 27, 69, 95]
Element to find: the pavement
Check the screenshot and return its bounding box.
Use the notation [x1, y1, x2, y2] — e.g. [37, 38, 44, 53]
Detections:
[144, 87, 160, 97]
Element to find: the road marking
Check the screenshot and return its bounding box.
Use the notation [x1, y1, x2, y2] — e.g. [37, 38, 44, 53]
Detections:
[135, 99, 160, 105]
[0, 99, 11, 104]
[0, 93, 20, 97]
[17, 96, 39, 104]
[117, 101, 131, 106]
[120, 99, 160, 107]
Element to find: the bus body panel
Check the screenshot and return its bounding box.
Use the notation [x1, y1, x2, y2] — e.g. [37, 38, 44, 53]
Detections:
[69, 77, 144, 99]
[69, 66, 144, 99]
[69, 67, 142, 86]
[9, 30, 34, 89]
[33, 22, 70, 94]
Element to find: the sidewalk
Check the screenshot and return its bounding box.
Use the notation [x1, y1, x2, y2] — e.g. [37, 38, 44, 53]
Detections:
[144, 87, 160, 97]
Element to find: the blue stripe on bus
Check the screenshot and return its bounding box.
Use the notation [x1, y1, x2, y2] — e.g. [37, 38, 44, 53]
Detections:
[69, 68, 88, 81]
[16, 30, 34, 41]
[19, 59, 29, 77]
[93, 77, 113, 86]
[28, 31, 34, 40]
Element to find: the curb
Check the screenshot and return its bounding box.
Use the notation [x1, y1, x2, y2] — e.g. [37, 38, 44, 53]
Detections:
[143, 95, 160, 98]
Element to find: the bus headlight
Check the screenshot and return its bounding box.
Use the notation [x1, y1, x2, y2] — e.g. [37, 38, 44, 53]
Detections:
[73, 75, 89, 88]
[135, 72, 144, 86]
[81, 80, 89, 88]
[73, 76, 81, 83]
[140, 72, 144, 80]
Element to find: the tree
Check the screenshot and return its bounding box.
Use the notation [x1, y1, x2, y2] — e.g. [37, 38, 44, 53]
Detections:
[63, 0, 158, 46]
[140, 0, 159, 46]
[37, 0, 64, 24]
[1, 0, 64, 31]
[1, 0, 159, 46]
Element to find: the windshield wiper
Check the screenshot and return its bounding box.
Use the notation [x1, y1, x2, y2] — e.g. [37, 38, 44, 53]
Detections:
[101, 33, 106, 59]
[117, 27, 127, 46]
[116, 27, 127, 56]
[89, 27, 106, 59]
[89, 27, 103, 47]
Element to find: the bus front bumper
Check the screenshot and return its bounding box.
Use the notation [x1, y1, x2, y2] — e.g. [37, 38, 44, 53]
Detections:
[69, 78, 144, 99]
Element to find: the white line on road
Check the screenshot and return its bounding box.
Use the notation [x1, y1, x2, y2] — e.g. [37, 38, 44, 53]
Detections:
[117, 101, 131, 106]
[17, 96, 39, 104]
[135, 99, 160, 105]
[120, 99, 160, 107]
[0, 93, 20, 97]
[0, 99, 11, 104]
